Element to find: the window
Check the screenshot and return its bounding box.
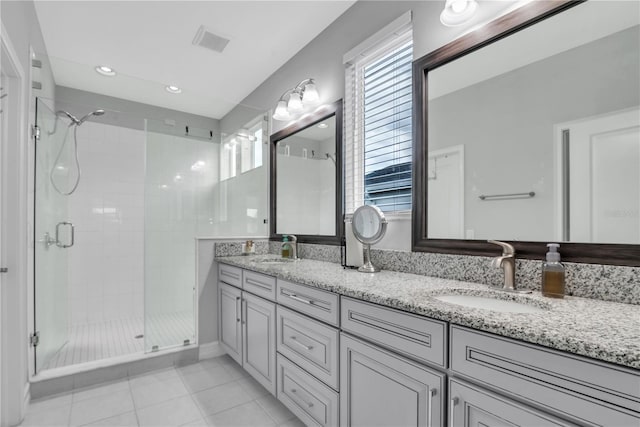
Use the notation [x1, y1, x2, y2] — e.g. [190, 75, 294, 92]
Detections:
[220, 116, 265, 180]
[345, 12, 413, 214]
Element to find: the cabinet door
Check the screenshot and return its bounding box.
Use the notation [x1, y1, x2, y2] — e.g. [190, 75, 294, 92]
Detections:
[340, 334, 444, 427]
[449, 379, 578, 427]
[242, 292, 277, 396]
[219, 282, 242, 365]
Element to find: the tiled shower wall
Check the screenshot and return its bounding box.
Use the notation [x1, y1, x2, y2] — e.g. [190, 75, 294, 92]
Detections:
[67, 122, 145, 325]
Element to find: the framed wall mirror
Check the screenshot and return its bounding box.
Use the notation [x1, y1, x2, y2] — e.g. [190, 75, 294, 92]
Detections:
[413, 0, 640, 266]
[270, 100, 343, 244]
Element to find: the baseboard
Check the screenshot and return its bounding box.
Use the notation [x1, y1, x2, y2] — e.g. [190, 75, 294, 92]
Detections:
[199, 341, 224, 360]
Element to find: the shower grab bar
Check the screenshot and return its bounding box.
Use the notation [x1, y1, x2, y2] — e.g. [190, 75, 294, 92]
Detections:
[55, 222, 74, 248]
[479, 191, 535, 201]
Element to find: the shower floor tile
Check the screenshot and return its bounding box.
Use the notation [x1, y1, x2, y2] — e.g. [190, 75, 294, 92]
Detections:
[42, 313, 194, 371]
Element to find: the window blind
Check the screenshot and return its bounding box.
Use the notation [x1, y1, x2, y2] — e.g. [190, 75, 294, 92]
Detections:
[344, 14, 413, 214]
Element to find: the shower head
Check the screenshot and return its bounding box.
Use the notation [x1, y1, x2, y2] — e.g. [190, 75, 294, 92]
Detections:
[78, 109, 105, 125]
[56, 110, 81, 125]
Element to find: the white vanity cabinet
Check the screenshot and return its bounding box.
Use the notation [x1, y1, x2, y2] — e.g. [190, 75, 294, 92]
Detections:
[449, 379, 577, 427]
[340, 334, 444, 427]
[218, 281, 242, 365]
[242, 291, 277, 395]
[217, 262, 640, 427]
[449, 325, 640, 426]
[218, 265, 277, 395]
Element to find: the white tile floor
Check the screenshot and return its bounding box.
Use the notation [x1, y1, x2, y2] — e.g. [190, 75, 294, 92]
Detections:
[23, 355, 303, 427]
[42, 313, 195, 371]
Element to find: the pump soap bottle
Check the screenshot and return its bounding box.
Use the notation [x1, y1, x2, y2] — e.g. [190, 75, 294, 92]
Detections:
[542, 243, 565, 298]
[281, 236, 291, 258]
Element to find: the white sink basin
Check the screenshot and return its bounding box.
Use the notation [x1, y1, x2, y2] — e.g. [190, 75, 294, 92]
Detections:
[257, 258, 297, 265]
[434, 295, 546, 314]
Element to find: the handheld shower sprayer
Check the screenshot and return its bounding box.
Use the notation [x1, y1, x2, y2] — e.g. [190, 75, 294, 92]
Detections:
[50, 108, 106, 195]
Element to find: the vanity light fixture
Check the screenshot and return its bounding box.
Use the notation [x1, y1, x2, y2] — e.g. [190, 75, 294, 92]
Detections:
[95, 65, 116, 76]
[440, 0, 479, 26]
[165, 85, 182, 94]
[272, 78, 320, 121]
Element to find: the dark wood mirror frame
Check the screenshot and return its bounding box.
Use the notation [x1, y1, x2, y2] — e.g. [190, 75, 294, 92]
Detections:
[270, 99, 344, 245]
[412, 0, 640, 267]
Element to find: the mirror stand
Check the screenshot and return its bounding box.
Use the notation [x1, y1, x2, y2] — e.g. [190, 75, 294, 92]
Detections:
[359, 244, 379, 273]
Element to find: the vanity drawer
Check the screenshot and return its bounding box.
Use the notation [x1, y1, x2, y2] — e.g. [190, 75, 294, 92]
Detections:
[450, 326, 640, 426]
[276, 354, 339, 427]
[341, 297, 447, 368]
[277, 306, 339, 390]
[277, 280, 339, 326]
[218, 264, 242, 287]
[243, 270, 276, 301]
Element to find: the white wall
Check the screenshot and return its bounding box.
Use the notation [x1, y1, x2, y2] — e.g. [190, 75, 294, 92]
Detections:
[67, 122, 145, 325]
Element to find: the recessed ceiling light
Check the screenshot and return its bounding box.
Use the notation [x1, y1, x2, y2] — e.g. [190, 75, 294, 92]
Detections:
[317, 123, 328, 129]
[95, 65, 116, 76]
[166, 85, 182, 94]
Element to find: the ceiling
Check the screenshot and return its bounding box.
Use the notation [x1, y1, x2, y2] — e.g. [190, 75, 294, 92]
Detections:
[33, 1, 356, 119]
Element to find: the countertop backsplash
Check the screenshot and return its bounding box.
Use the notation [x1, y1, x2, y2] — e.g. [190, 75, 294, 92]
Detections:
[215, 241, 639, 305]
[214, 240, 270, 257]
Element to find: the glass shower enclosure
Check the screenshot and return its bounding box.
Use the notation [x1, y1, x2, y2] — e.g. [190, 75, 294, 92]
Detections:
[33, 98, 200, 373]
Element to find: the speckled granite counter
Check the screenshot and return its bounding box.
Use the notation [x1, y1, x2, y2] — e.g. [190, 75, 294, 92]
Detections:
[217, 254, 640, 370]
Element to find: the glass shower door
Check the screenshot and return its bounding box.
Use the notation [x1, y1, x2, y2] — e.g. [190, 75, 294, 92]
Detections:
[143, 122, 211, 351]
[33, 98, 71, 372]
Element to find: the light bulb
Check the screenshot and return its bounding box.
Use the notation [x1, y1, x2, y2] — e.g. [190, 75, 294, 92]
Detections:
[287, 92, 303, 113]
[451, 0, 468, 13]
[302, 82, 319, 103]
[440, 0, 478, 26]
[272, 100, 291, 121]
[95, 65, 116, 76]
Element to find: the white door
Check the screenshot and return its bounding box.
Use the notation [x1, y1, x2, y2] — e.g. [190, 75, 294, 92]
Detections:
[563, 108, 640, 243]
[427, 145, 464, 239]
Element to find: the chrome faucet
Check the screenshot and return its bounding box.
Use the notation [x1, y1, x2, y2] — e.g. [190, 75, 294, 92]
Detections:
[488, 240, 516, 291]
[285, 234, 298, 260]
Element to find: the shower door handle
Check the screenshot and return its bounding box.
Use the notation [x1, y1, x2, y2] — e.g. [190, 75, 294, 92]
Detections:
[55, 222, 74, 248]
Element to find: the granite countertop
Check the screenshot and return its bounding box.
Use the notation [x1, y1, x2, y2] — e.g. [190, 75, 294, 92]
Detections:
[217, 254, 640, 370]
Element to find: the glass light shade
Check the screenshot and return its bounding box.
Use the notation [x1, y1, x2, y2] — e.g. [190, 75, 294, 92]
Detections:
[451, 0, 468, 13]
[440, 0, 478, 26]
[287, 92, 303, 113]
[302, 82, 319, 103]
[273, 100, 291, 121]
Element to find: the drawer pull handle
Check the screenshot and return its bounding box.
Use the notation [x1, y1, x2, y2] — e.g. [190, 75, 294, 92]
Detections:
[246, 278, 271, 290]
[449, 397, 458, 427]
[290, 389, 314, 408]
[289, 294, 314, 305]
[427, 388, 436, 427]
[236, 296, 241, 322]
[290, 336, 313, 351]
[221, 270, 239, 279]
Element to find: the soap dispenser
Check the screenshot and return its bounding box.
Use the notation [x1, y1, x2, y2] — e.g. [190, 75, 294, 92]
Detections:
[542, 243, 565, 298]
[281, 236, 291, 258]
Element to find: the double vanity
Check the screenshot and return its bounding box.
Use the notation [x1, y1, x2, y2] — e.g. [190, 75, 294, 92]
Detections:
[217, 255, 640, 427]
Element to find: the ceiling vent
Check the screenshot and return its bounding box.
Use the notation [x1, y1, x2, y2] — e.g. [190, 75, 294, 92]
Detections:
[192, 26, 230, 53]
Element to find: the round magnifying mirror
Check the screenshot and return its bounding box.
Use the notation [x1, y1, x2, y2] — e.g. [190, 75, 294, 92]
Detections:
[352, 205, 387, 273]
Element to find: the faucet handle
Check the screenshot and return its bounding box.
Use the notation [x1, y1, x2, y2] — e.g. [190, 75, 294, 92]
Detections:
[287, 234, 297, 242]
[488, 240, 515, 256]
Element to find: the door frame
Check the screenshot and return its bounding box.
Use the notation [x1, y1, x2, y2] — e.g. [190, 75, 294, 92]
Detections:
[1, 24, 29, 427]
[554, 107, 640, 242]
[428, 144, 465, 239]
